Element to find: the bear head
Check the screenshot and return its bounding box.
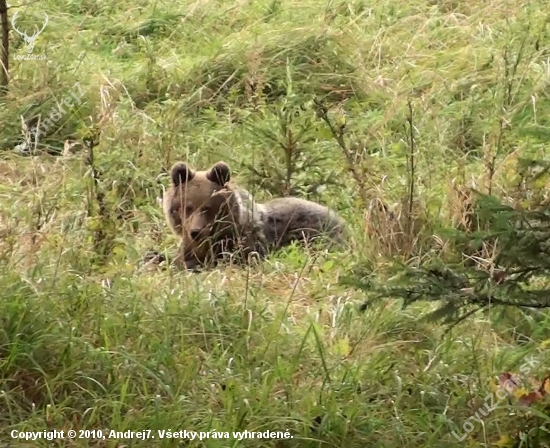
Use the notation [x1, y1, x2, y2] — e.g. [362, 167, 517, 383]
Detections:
[162, 161, 239, 256]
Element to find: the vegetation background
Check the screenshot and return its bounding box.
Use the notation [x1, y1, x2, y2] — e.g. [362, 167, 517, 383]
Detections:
[1, 0, 550, 446]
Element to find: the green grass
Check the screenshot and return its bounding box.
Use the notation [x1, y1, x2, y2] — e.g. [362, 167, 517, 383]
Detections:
[1, 0, 550, 446]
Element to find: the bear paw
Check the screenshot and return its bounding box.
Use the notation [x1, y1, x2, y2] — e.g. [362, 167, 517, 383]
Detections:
[141, 250, 166, 265]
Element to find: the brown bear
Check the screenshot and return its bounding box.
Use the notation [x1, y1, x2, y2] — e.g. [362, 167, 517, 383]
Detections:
[145, 161, 346, 271]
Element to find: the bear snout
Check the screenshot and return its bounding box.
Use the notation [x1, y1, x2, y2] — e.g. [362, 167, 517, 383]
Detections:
[190, 229, 202, 240]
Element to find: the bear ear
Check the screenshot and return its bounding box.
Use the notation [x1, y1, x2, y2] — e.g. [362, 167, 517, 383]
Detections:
[206, 161, 231, 186]
[171, 162, 195, 186]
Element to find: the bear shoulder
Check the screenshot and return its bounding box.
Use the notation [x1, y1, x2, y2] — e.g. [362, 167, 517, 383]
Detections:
[262, 196, 346, 248]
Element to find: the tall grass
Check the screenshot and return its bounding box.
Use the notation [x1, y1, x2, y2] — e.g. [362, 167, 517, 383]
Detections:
[1, 0, 550, 446]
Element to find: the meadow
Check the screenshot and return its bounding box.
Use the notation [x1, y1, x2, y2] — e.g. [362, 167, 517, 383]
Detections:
[1, 0, 550, 446]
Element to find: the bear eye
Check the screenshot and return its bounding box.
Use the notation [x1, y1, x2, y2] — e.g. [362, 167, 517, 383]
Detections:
[202, 206, 211, 214]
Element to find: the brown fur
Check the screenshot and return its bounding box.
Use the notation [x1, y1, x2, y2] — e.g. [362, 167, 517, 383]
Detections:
[263, 197, 346, 248]
[161, 161, 268, 270]
[146, 161, 346, 271]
